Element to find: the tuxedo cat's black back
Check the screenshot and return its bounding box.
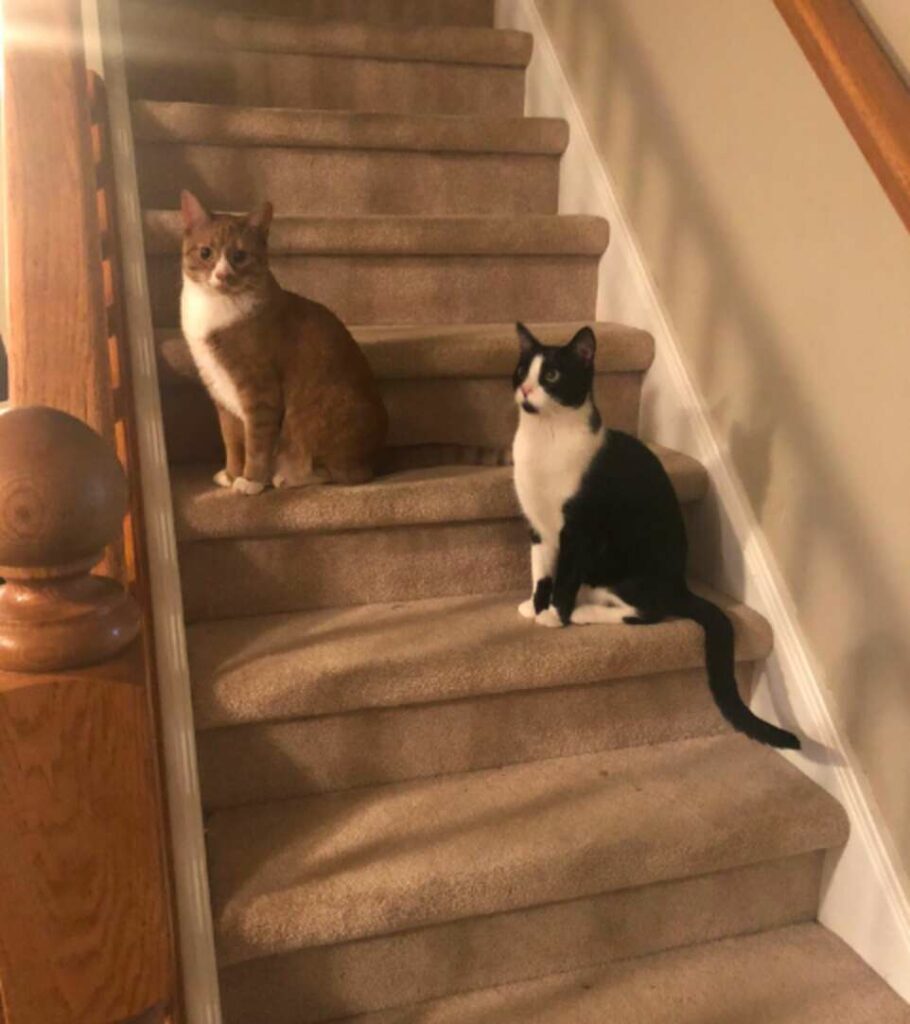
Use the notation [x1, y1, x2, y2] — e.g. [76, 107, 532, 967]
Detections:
[565, 430, 687, 584]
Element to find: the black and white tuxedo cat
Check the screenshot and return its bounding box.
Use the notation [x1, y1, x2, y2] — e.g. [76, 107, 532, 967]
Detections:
[511, 322, 800, 750]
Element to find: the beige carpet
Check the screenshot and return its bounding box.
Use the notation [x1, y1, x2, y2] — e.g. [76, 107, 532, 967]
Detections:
[157, 322, 653, 462]
[336, 926, 910, 1024]
[206, 733, 847, 964]
[120, 0, 908, 1019]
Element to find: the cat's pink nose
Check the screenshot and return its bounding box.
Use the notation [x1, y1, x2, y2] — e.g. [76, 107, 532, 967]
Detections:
[521, 384, 532, 397]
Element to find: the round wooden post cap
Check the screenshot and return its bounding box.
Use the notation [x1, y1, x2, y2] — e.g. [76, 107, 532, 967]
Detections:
[0, 407, 140, 673]
[0, 405, 128, 579]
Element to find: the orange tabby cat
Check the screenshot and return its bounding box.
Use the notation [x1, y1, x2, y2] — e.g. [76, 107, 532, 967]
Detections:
[180, 190, 388, 494]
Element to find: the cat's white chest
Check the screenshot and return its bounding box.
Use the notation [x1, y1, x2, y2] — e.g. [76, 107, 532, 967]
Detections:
[513, 411, 601, 539]
[180, 277, 255, 420]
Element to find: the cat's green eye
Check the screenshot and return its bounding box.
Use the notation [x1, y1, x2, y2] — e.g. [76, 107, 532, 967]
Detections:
[198, 246, 213, 261]
[543, 369, 560, 383]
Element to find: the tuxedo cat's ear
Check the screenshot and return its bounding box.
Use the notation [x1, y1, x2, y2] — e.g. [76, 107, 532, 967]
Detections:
[180, 190, 211, 232]
[567, 326, 596, 366]
[247, 202, 274, 234]
[516, 322, 539, 358]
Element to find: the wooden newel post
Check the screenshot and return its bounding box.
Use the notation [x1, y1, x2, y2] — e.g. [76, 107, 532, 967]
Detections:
[0, 406, 140, 672]
[0, 416, 175, 1023]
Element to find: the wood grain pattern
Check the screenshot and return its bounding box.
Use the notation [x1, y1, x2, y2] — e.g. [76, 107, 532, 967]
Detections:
[0, 644, 173, 1022]
[773, 0, 910, 231]
[120, 1007, 168, 1024]
[2, 0, 115, 435]
[0, 406, 141, 675]
[0, 2, 180, 1019]
[118, 1001, 168, 1024]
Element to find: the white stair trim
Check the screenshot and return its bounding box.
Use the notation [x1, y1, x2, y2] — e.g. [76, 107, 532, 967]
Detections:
[495, 0, 910, 1001]
[92, 2, 223, 1021]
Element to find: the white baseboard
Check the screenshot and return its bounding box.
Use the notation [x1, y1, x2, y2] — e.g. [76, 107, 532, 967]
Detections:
[93, 2, 223, 1021]
[496, 0, 910, 1000]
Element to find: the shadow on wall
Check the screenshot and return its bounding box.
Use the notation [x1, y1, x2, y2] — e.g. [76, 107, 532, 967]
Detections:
[541, 1, 910, 868]
[0, 336, 7, 402]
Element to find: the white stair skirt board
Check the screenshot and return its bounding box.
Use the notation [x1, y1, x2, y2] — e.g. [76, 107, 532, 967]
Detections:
[91, 1, 224, 1022]
[494, 0, 910, 1002]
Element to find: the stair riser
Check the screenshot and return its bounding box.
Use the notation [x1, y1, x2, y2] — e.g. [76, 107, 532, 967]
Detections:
[147, 254, 601, 325]
[218, 853, 823, 1024]
[180, 518, 527, 621]
[171, 0, 495, 27]
[136, 144, 560, 217]
[198, 664, 758, 807]
[179, 508, 700, 622]
[127, 51, 524, 117]
[160, 373, 644, 464]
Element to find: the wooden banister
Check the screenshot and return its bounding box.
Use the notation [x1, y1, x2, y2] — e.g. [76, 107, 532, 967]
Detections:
[773, 0, 910, 231]
[3, 0, 115, 434]
[1, 1, 180, 1020]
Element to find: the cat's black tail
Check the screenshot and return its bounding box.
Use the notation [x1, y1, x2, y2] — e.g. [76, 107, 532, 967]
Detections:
[675, 590, 801, 749]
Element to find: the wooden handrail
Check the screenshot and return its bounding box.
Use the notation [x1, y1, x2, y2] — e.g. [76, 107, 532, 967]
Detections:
[3, 0, 115, 434]
[0, 1, 179, 1020]
[773, 0, 910, 231]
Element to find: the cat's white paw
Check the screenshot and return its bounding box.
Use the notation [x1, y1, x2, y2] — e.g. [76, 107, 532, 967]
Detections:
[570, 605, 596, 625]
[535, 606, 564, 629]
[272, 469, 327, 489]
[571, 604, 630, 625]
[518, 598, 536, 619]
[213, 469, 233, 489]
[232, 476, 266, 496]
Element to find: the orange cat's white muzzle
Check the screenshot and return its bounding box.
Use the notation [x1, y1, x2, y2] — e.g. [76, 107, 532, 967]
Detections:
[211, 257, 235, 287]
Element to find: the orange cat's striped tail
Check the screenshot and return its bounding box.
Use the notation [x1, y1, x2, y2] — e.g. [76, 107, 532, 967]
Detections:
[378, 443, 513, 473]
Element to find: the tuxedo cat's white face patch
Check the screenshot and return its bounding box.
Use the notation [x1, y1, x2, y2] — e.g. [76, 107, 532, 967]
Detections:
[515, 354, 550, 413]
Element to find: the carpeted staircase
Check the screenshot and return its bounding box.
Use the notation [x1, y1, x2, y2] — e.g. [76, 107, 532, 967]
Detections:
[121, 1, 910, 1020]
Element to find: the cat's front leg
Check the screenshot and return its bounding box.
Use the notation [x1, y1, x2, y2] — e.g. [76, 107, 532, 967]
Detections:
[519, 528, 557, 618]
[539, 528, 583, 627]
[235, 401, 281, 495]
[214, 406, 244, 488]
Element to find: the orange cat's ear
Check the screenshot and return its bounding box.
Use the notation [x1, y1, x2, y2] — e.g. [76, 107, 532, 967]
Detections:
[248, 201, 274, 234]
[180, 190, 211, 232]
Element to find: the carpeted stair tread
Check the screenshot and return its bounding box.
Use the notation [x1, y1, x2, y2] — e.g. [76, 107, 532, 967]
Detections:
[159, 322, 650, 462]
[132, 103, 568, 217]
[156, 321, 653, 386]
[168, 0, 495, 27]
[207, 734, 847, 964]
[332, 924, 909, 1024]
[188, 587, 771, 729]
[132, 100, 568, 155]
[172, 448, 704, 541]
[145, 215, 607, 323]
[123, 4, 529, 68]
[195, 658, 764, 805]
[216, 858, 825, 1024]
[143, 211, 610, 256]
[123, 11, 527, 117]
